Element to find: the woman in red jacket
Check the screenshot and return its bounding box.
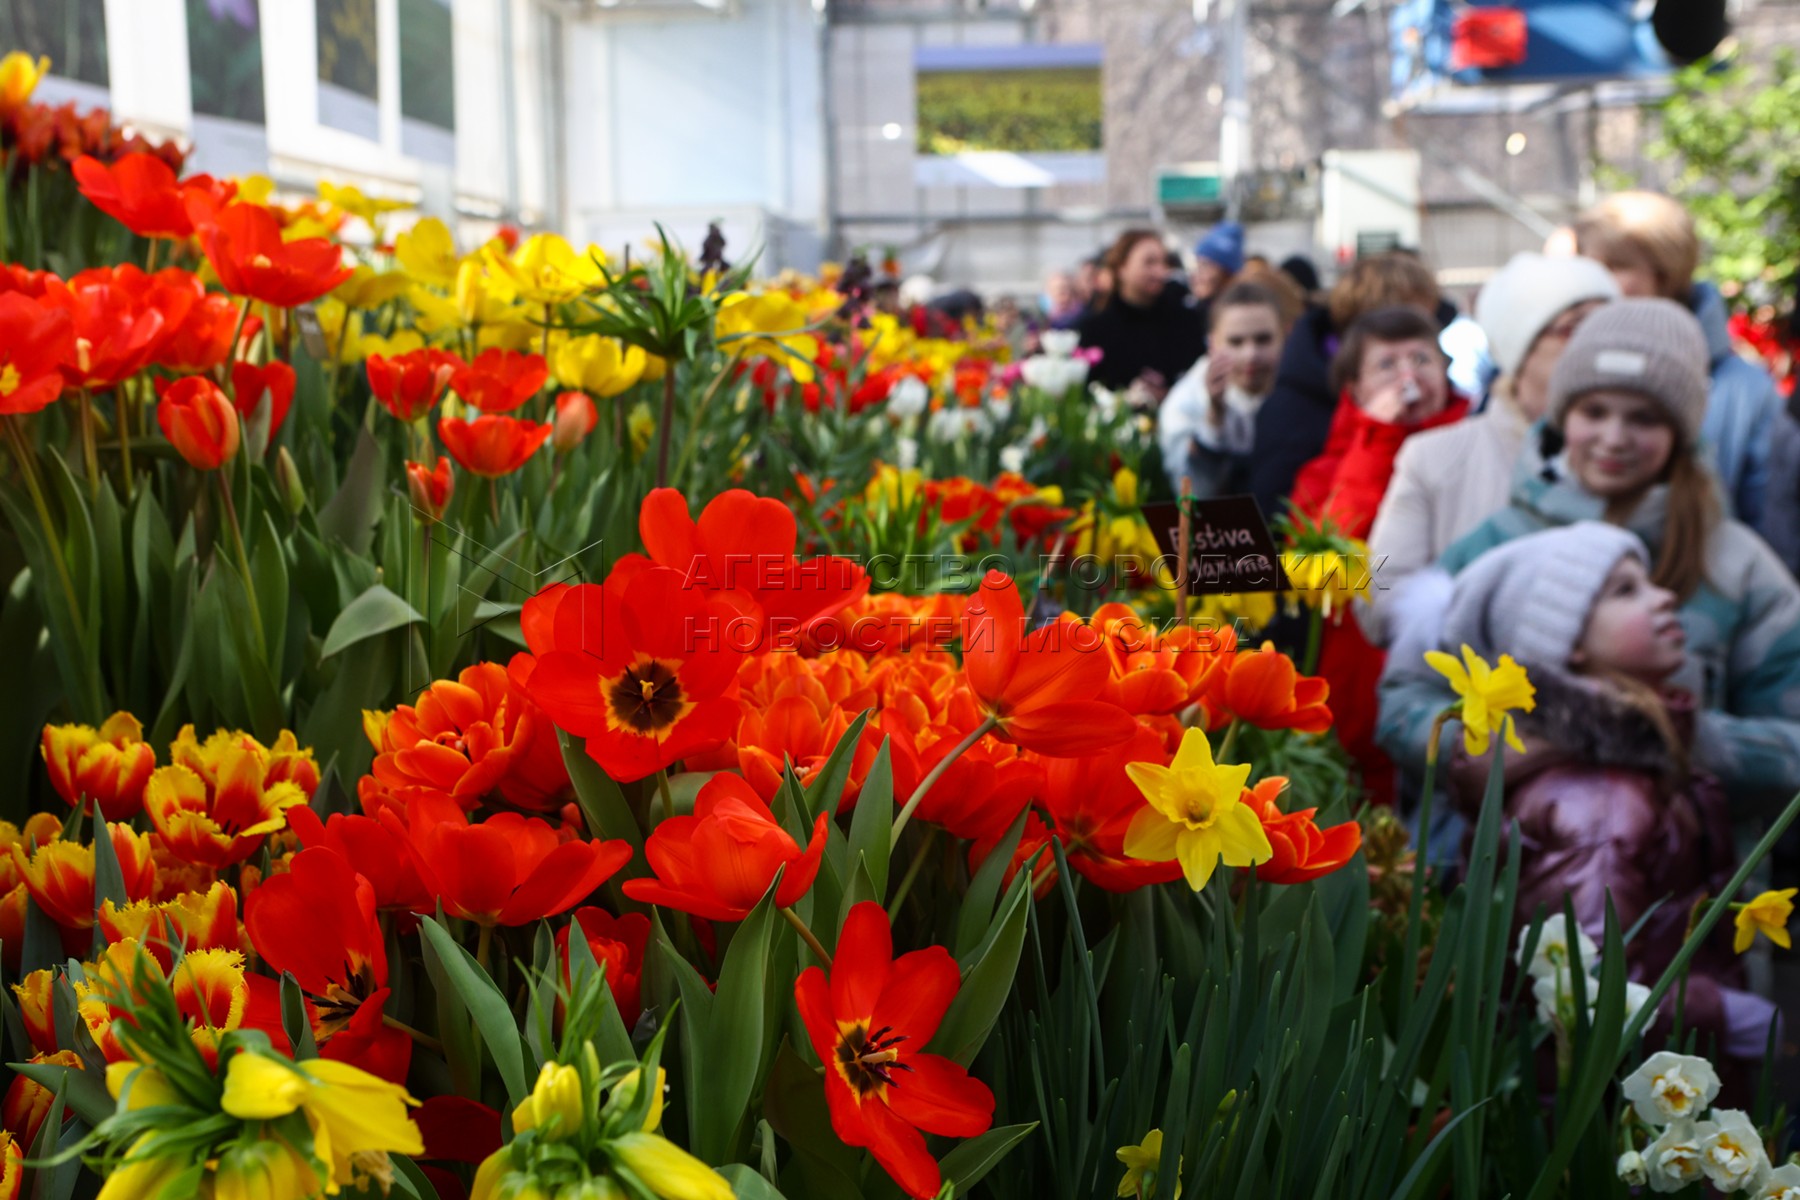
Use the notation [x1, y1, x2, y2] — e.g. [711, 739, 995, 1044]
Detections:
[1292, 305, 1470, 803]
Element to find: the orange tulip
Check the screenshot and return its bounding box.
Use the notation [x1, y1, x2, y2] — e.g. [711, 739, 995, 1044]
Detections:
[11, 970, 55, 1054]
[1209, 643, 1333, 734]
[98, 881, 241, 969]
[960, 570, 1137, 756]
[197, 202, 351, 307]
[438, 414, 553, 477]
[0, 1129, 20, 1200]
[45, 271, 166, 392]
[368, 348, 460, 422]
[229, 359, 296, 439]
[143, 725, 319, 868]
[154, 375, 240, 469]
[552, 389, 598, 452]
[3, 1049, 80, 1146]
[1238, 777, 1362, 885]
[40, 711, 156, 820]
[9, 823, 158, 952]
[622, 773, 828, 922]
[405, 456, 454, 521]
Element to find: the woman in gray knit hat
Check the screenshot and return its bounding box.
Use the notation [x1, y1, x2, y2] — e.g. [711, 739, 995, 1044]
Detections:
[1377, 298, 1800, 817]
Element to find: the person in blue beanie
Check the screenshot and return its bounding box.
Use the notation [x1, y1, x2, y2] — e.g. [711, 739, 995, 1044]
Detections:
[1191, 221, 1245, 304]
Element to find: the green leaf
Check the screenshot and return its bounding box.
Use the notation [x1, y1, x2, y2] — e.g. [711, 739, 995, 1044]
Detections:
[321, 585, 426, 659]
[937, 1123, 1039, 1196]
[566, 913, 636, 1065]
[930, 868, 1031, 1066]
[13, 1060, 112, 1127]
[688, 879, 782, 1163]
[845, 739, 894, 904]
[804, 709, 870, 820]
[316, 427, 386, 554]
[718, 1165, 792, 1200]
[418, 917, 530, 1106]
[388, 1155, 443, 1200]
[557, 730, 645, 865]
[250, 510, 290, 666]
[282, 973, 319, 1060]
[954, 810, 1027, 959]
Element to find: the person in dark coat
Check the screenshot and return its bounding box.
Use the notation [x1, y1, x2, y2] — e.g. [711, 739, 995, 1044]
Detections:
[1077, 229, 1207, 398]
[1248, 252, 1441, 521]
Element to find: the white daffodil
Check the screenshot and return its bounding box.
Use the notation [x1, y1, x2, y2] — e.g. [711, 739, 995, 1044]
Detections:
[1517, 914, 1598, 981]
[886, 375, 928, 419]
[1616, 1149, 1648, 1186]
[1751, 1162, 1800, 1200]
[1645, 1119, 1711, 1193]
[1699, 1110, 1770, 1192]
[1622, 1052, 1723, 1126]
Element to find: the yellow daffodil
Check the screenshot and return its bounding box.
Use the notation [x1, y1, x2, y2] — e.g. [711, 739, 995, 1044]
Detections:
[234, 175, 277, 206]
[1123, 728, 1269, 891]
[489, 234, 607, 306]
[395, 218, 461, 289]
[332, 265, 412, 311]
[608, 1132, 735, 1200]
[1189, 591, 1277, 634]
[513, 1062, 584, 1141]
[1424, 644, 1535, 757]
[715, 292, 819, 382]
[553, 335, 646, 398]
[628, 402, 656, 456]
[0, 52, 50, 113]
[865, 463, 923, 509]
[1734, 887, 1796, 954]
[1116, 1129, 1180, 1199]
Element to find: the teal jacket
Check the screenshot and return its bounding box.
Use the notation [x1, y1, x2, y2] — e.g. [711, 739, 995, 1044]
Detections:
[1377, 440, 1800, 816]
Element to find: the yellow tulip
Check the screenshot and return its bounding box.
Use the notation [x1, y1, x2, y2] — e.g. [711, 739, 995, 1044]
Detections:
[0, 52, 50, 113]
[1424, 644, 1536, 758]
[513, 1062, 585, 1141]
[614, 1067, 667, 1132]
[1123, 728, 1269, 892]
[395, 218, 461, 289]
[490, 234, 607, 306]
[715, 292, 818, 383]
[317, 180, 412, 229]
[608, 1132, 735, 1200]
[333, 265, 413, 311]
[553, 335, 646, 398]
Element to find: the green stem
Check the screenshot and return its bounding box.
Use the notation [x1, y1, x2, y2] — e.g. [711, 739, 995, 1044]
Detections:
[216, 471, 266, 654]
[475, 922, 495, 974]
[891, 715, 998, 849]
[78, 389, 100, 504]
[222, 296, 254, 386]
[655, 368, 676, 488]
[1302, 606, 1324, 677]
[656, 769, 676, 825]
[3, 416, 86, 641]
[118, 380, 136, 503]
[1217, 717, 1242, 764]
[145, 237, 160, 274]
[382, 1013, 444, 1053]
[671, 349, 744, 483]
[1400, 707, 1456, 1027]
[885, 826, 939, 922]
[781, 906, 832, 970]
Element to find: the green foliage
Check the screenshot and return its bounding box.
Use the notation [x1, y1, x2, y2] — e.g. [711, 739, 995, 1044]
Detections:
[1647, 49, 1800, 295]
[916, 69, 1102, 156]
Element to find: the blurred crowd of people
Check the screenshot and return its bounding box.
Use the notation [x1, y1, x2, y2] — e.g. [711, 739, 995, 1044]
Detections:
[1006, 192, 1800, 1085]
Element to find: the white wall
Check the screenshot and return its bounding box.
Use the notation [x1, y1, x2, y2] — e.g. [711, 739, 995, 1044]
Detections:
[565, 0, 827, 270]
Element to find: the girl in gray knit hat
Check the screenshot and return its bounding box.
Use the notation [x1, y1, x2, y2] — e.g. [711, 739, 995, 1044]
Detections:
[1378, 298, 1800, 820]
[1434, 522, 1777, 1081]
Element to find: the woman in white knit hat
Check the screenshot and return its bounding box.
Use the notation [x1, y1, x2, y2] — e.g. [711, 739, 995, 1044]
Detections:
[1363, 253, 1619, 644]
[1378, 298, 1800, 815]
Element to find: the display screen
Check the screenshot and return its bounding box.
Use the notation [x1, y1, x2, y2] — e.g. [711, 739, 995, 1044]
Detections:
[914, 44, 1102, 158]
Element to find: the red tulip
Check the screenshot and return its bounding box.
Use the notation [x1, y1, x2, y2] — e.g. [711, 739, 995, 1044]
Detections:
[1208, 643, 1333, 734]
[229, 360, 296, 440]
[245, 845, 387, 1000]
[155, 376, 239, 469]
[622, 774, 828, 921]
[516, 571, 747, 783]
[72, 152, 191, 239]
[405, 457, 455, 522]
[557, 907, 650, 1026]
[0, 292, 73, 415]
[198, 202, 351, 308]
[287, 805, 430, 915]
[438, 414, 553, 478]
[1238, 776, 1362, 884]
[44, 273, 165, 392]
[383, 792, 632, 927]
[451, 348, 548, 414]
[961, 571, 1138, 755]
[157, 291, 240, 373]
[367, 348, 460, 423]
[552, 390, 597, 452]
[1033, 727, 1184, 892]
[795, 903, 995, 1199]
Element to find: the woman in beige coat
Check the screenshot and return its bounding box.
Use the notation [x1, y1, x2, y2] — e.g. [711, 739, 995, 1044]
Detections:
[1364, 253, 1618, 644]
